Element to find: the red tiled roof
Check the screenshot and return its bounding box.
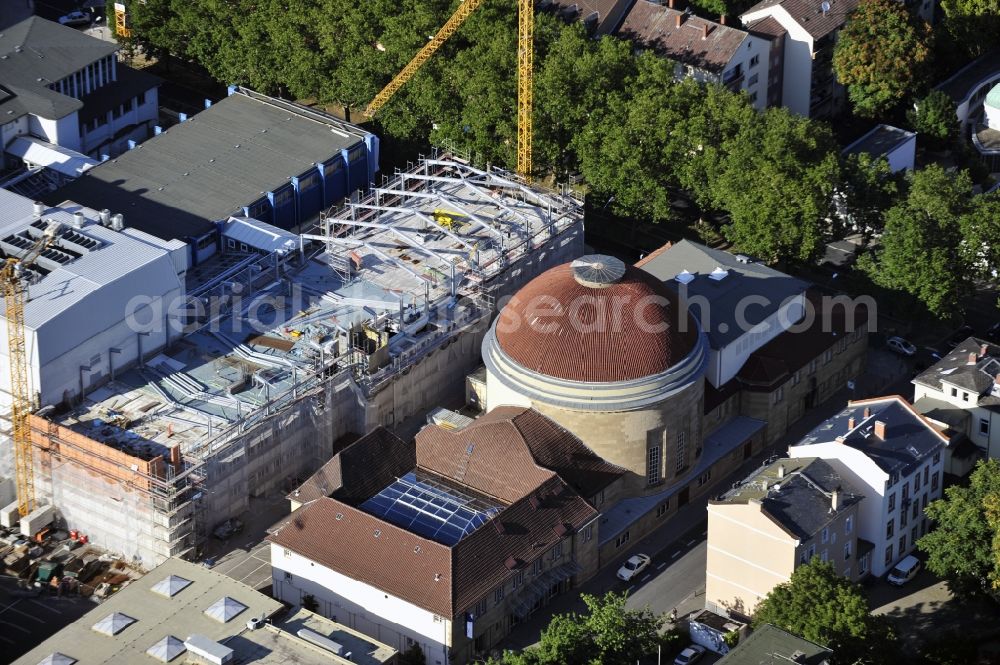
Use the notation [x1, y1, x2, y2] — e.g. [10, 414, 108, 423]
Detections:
[495, 261, 698, 382]
[268, 497, 454, 616]
[419, 407, 624, 501]
[634, 241, 674, 268]
[746, 15, 787, 39]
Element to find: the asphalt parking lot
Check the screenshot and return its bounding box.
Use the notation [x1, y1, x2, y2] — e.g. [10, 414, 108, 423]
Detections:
[0, 576, 94, 661]
[209, 540, 273, 592]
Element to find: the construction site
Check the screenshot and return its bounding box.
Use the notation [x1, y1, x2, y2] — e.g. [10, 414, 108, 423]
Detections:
[3, 155, 584, 568]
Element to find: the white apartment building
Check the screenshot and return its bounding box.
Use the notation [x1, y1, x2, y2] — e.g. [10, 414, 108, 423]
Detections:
[789, 395, 946, 577]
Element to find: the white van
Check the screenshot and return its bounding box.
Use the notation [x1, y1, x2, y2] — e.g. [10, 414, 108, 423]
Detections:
[886, 555, 922, 586]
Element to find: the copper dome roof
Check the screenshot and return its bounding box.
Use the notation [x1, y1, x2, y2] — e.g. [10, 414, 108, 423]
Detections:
[494, 256, 698, 383]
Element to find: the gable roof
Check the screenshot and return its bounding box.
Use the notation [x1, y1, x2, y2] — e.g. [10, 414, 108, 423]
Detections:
[0, 17, 118, 122]
[418, 407, 624, 501]
[796, 396, 948, 475]
[741, 0, 859, 40]
[618, 1, 749, 75]
[913, 337, 1000, 398]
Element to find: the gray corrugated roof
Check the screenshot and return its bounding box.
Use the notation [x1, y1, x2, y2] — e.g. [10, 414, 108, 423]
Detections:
[0, 17, 118, 121]
[796, 397, 947, 475]
[0, 188, 181, 364]
[637, 240, 809, 349]
[718, 624, 832, 664]
[842, 124, 915, 158]
[221, 216, 298, 253]
[716, 457, 862, 540]
[48, 91, 370, 241]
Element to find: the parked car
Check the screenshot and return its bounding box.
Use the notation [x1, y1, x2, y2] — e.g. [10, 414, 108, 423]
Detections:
[673, 644, 706, 665]
[58, 10, 91, 26]
[887, 336, 916, 356]
[887, 555, 922, 586]
[616, 553, 651, 582]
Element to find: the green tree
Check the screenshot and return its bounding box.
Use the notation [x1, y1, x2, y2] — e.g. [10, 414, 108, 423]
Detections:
[918, 459, 1000, 599]
[838, 152, 898, 241]
[859, 165, 973, 318]
[906, 90, 959, 148]
[489, 592, 662, 665]
[959, 192, 1000, 280]
[752, 559, 896, 665]
[939, 0, 1000, 59]
[833, 0, 931, 118]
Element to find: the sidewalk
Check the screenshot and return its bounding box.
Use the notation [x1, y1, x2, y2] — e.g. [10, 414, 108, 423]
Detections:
[500, 348, 913, 651]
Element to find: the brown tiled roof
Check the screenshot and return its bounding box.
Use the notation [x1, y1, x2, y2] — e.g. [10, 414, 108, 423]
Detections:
[452, 476, 597, 613]
[293, 427, 414, 506]
[737, 290, 869, 390]
[473, 407, 624, 497]
[745, 15, 787, 39]
[268, 497, 454, 616]
[417, 418, 555, 504]
[741, 0, 858, 40]
[546, 0, 636, 34]
[634, 241, 674, 268]
[495, 261, 698, 383]
[618, 1, 749, 74]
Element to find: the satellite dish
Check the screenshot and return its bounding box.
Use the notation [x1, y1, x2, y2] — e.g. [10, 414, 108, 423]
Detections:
[821, 1, 831, 13]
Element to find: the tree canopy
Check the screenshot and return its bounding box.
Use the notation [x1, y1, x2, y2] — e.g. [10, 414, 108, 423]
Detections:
[918, 459, 1000, 600]
[752, 559, 897, 665]
[906, 90, 959, 147]
[488, 592, 663, 665]
[833, 0, 931, 118]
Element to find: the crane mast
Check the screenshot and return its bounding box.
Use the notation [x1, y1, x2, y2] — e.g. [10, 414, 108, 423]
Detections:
[365, 0, 534, 178]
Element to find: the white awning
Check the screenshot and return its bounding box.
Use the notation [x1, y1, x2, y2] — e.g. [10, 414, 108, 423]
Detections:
[6, 136, 98, 178]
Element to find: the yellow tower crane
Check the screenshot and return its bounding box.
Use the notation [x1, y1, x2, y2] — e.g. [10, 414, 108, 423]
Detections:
[3, 222, 60, 517]
[364, 0, 534, 177]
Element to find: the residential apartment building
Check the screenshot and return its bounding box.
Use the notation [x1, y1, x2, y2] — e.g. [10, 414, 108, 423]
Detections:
[789, 396, 947, 577]
[271, 410, 619, 664]
[741, 0, 858, 117]
[912, 336, 998, 473]
[707, 457, 864, 618]
[0, 16, 160, 168]
[619, 0, 770, 109]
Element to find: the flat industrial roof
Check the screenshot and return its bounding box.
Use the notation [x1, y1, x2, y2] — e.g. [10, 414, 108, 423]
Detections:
[13, 558, 283, 665]
[49, 90, 371, 240]
[842, 124, 915, 159]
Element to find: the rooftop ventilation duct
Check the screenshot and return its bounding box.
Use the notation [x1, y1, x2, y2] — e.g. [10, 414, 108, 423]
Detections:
[71, 212, 85, 228]
[33, 201, 45, 217]
[111, 214, 125, 231]
[99, 209, 111, 226]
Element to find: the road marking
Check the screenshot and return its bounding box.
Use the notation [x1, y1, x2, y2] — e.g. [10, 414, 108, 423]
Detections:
[239, 561, 271, 586]
[686, 540, 696, 547]
[640, 574, 651, 582]
[671, 551, 680, 559]
[9, 606, 45, 623]
[657, 562, 667, 570]
[0, 619, 30, 633]
[0, 633, 13, 644]
[29, 599, 61, 614]
[626, 585, 635, 595]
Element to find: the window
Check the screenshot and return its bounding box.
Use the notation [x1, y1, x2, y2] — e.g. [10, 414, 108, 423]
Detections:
[950, 387, 957, 397]
[583, 524, 593, 542]
[887, 492, 895, 512]
[792, 370, 802, 386]
[821, 549, 829, 563]
[809, 359, 818, 374]
[647, 445, 661, 485]
[532, 559, 543, 575]
[800, 543, 816, 563]
[933, 451, 941, 465]
[914, 473, 921, 492]
[886, 519, 894, 539]
[656, 502, 668, 518]
[981, 418, 990, 436]
[550, 542, 563, 561]
[845, 515, 853, 534]
[931, 472, 939, 492]
[923, 466, 929, 485]
[138, 91, 146, 106]
[697, 471, 712, 487]
[922, 494, 928, 510]
[675, 431, 687, 475]
[884, 544, 894, 566]
[838, 337, 847, 353]
[283, 548, 291, 558]
[824, 349, 833, 364]
[911, 526, 918, 545]
[749, 73, 759, 86]
[821, 527, 829, 544]
[773, 385, 785, 404]
[283, 571, 293, 581]
[844, 541, 852, 560]
[963, 392, 970, 402]
[475, 598, 487, 617]
[912, 501, 919, 520]
[512, 571, 523, 590]
[900, 506, 908, 527]
[899, 535, 907, 553]
[615, 531, 630, 549]
[494, 585, 504, 605]
[902, 483, 909, 501]
[750, 54, 760, 67]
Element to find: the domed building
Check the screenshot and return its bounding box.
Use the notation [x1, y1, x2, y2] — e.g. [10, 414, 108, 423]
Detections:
[482, 255, 709, 496]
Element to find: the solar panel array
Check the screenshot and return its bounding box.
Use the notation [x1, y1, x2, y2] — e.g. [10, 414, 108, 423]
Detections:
[361, 471, 502, 546]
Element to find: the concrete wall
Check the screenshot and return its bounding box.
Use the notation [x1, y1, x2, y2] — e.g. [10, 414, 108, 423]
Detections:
[29, 113, 81, 152]
[714, 294, 807, 387]
[741, 6, 814, 116]
[82, 85, 160, 157]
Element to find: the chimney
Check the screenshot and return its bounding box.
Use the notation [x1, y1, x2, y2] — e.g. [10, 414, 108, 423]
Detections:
[847, 417, 855, 430]
[170, 445, 182, 472]
[33, 201, 45, 217]
[676, 13, 682, 27]
[702, 23, 710, 39]
[968, 352, 979, 365]
[863, 407, 871, 418]
[874, 420, 887, 439]
[668, 0, 674, 7]
[831, 487, 842, 511]
[776, 464, 785, 479]
[719, 14, 726, 24]
[981, 343, 989, 358]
